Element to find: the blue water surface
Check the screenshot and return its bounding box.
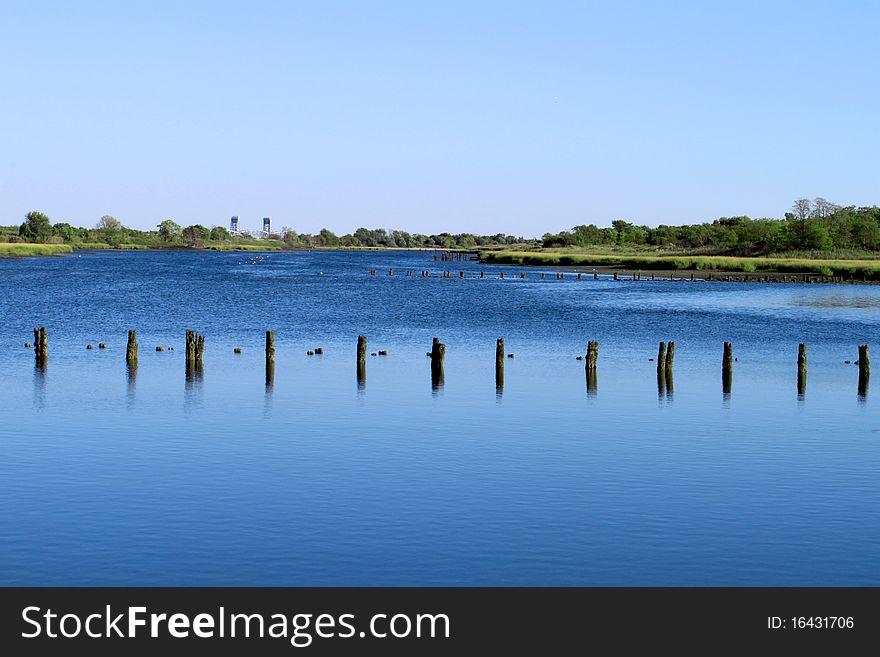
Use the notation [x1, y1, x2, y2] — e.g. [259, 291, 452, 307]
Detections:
[0, 250, 878, 585]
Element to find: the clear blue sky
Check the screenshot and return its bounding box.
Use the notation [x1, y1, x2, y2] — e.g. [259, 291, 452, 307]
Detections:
[1, 1, 877, 236]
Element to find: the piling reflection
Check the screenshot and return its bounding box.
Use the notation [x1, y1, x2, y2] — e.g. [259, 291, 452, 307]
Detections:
[585, 368, 597, 397]
[858, 370, 869, 401]
[797, 370, 806, 401]
[265, 360, 275, 392]
[33, 361, 47, 410]
[357, 361, 366, 394]
[495, 365, 504, 400]
[431, 362, 445, 394]
[126, 363, 137, 408]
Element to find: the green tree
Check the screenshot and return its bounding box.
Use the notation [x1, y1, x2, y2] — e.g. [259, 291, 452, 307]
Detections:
[210, 226, 230, 241]
[317, 228, 340, 246]
[182, 224, 210, 245]
[158, 219, 182, 242]
[96, 215, 123, 243]
[19, 211, 53, 243]
[51, 222, 76, 242]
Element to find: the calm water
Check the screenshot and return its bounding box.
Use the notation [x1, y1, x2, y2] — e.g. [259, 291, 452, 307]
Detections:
[1, 250, 878, 585]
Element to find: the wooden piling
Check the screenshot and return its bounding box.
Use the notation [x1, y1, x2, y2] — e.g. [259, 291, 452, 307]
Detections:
[585, 340, 599, 371]
[33, 327, 47, 364]
[722, 342, 733, 394]
[126, 330, 138, 366]
[858, 344, 870, 397]
[495, 337, 504, 393]
[665, 341, 675, 370]
[357, 335, 367, 365]
[657, 341, 666, 374]
[431, 337, 446, 389]
[797, 343, 807, 396]
[266, 330, 275, 367]
[585, 341, 598, 396]
[185, 330, 205, 364]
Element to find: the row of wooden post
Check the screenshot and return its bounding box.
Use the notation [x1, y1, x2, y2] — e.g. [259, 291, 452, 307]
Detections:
[27, 328, 873, 397]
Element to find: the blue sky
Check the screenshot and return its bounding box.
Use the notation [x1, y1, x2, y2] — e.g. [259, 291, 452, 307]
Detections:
[1, 1, 877, 235]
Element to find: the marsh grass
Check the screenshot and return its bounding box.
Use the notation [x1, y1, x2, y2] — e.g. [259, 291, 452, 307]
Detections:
[0, 243, 73, 256]
[480, 250, 880, 279]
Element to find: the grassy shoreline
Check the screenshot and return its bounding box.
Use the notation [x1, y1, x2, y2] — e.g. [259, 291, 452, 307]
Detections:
[0, 243, 74, 257]
[479, 250, 880, 279]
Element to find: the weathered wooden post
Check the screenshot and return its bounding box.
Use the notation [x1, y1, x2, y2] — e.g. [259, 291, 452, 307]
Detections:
[665, 341, 675, 370]
[33, 327, 48, 365]
[431, 337, 446, 389]
[185, 330, 205, 383]
[858, 344, 870, 397]
[357, 335, 367, 390]
[722, 341, 733, 395]
[797, 343, 807, 397]
[126, 330, 138, 366]
[657, 341, 666, 375]
[584, 340, 599, 396]
[495, 337, 504, 394]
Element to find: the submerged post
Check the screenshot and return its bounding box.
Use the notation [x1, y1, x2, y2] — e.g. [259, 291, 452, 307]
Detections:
[665, 341, 675, 371]
[722, 341, 733, 395]
[858, 344, 870, 398]
[126, 330, 138, 366]
[797, 343, 807, 397]
[657, 341, 666, 375]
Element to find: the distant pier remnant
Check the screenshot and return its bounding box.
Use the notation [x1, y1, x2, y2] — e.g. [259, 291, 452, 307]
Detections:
[33, 327, 48, 365]
[126, 330, 138, 366]
[495, 337, 505, 394]
[657, 341, 667, 375]
[431, 337, 446, 389]
[858, 344, 870, 397]
[722, 342, 733, 395]
[797, 343, 807, 397]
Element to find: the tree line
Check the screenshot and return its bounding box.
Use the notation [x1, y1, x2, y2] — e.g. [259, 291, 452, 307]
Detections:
[3, 213, 532, 249]
[6, 199, 880, 255]
[541, 199, 880, 255]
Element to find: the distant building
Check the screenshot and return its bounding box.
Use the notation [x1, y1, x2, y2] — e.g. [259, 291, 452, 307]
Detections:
[262, 217, 271, 236]
[230, 215, 240, 235]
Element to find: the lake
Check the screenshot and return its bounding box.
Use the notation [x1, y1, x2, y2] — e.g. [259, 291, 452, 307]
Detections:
[1, 249, 878, 585]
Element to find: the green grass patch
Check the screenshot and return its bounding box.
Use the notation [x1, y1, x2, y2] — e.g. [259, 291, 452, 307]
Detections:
[480, 250, 880, 279]
[0, 242, 73, 256]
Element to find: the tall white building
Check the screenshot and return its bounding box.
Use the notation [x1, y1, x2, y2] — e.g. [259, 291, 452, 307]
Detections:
[262, 217, 271, 236]
[230, 215, 240, 235]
